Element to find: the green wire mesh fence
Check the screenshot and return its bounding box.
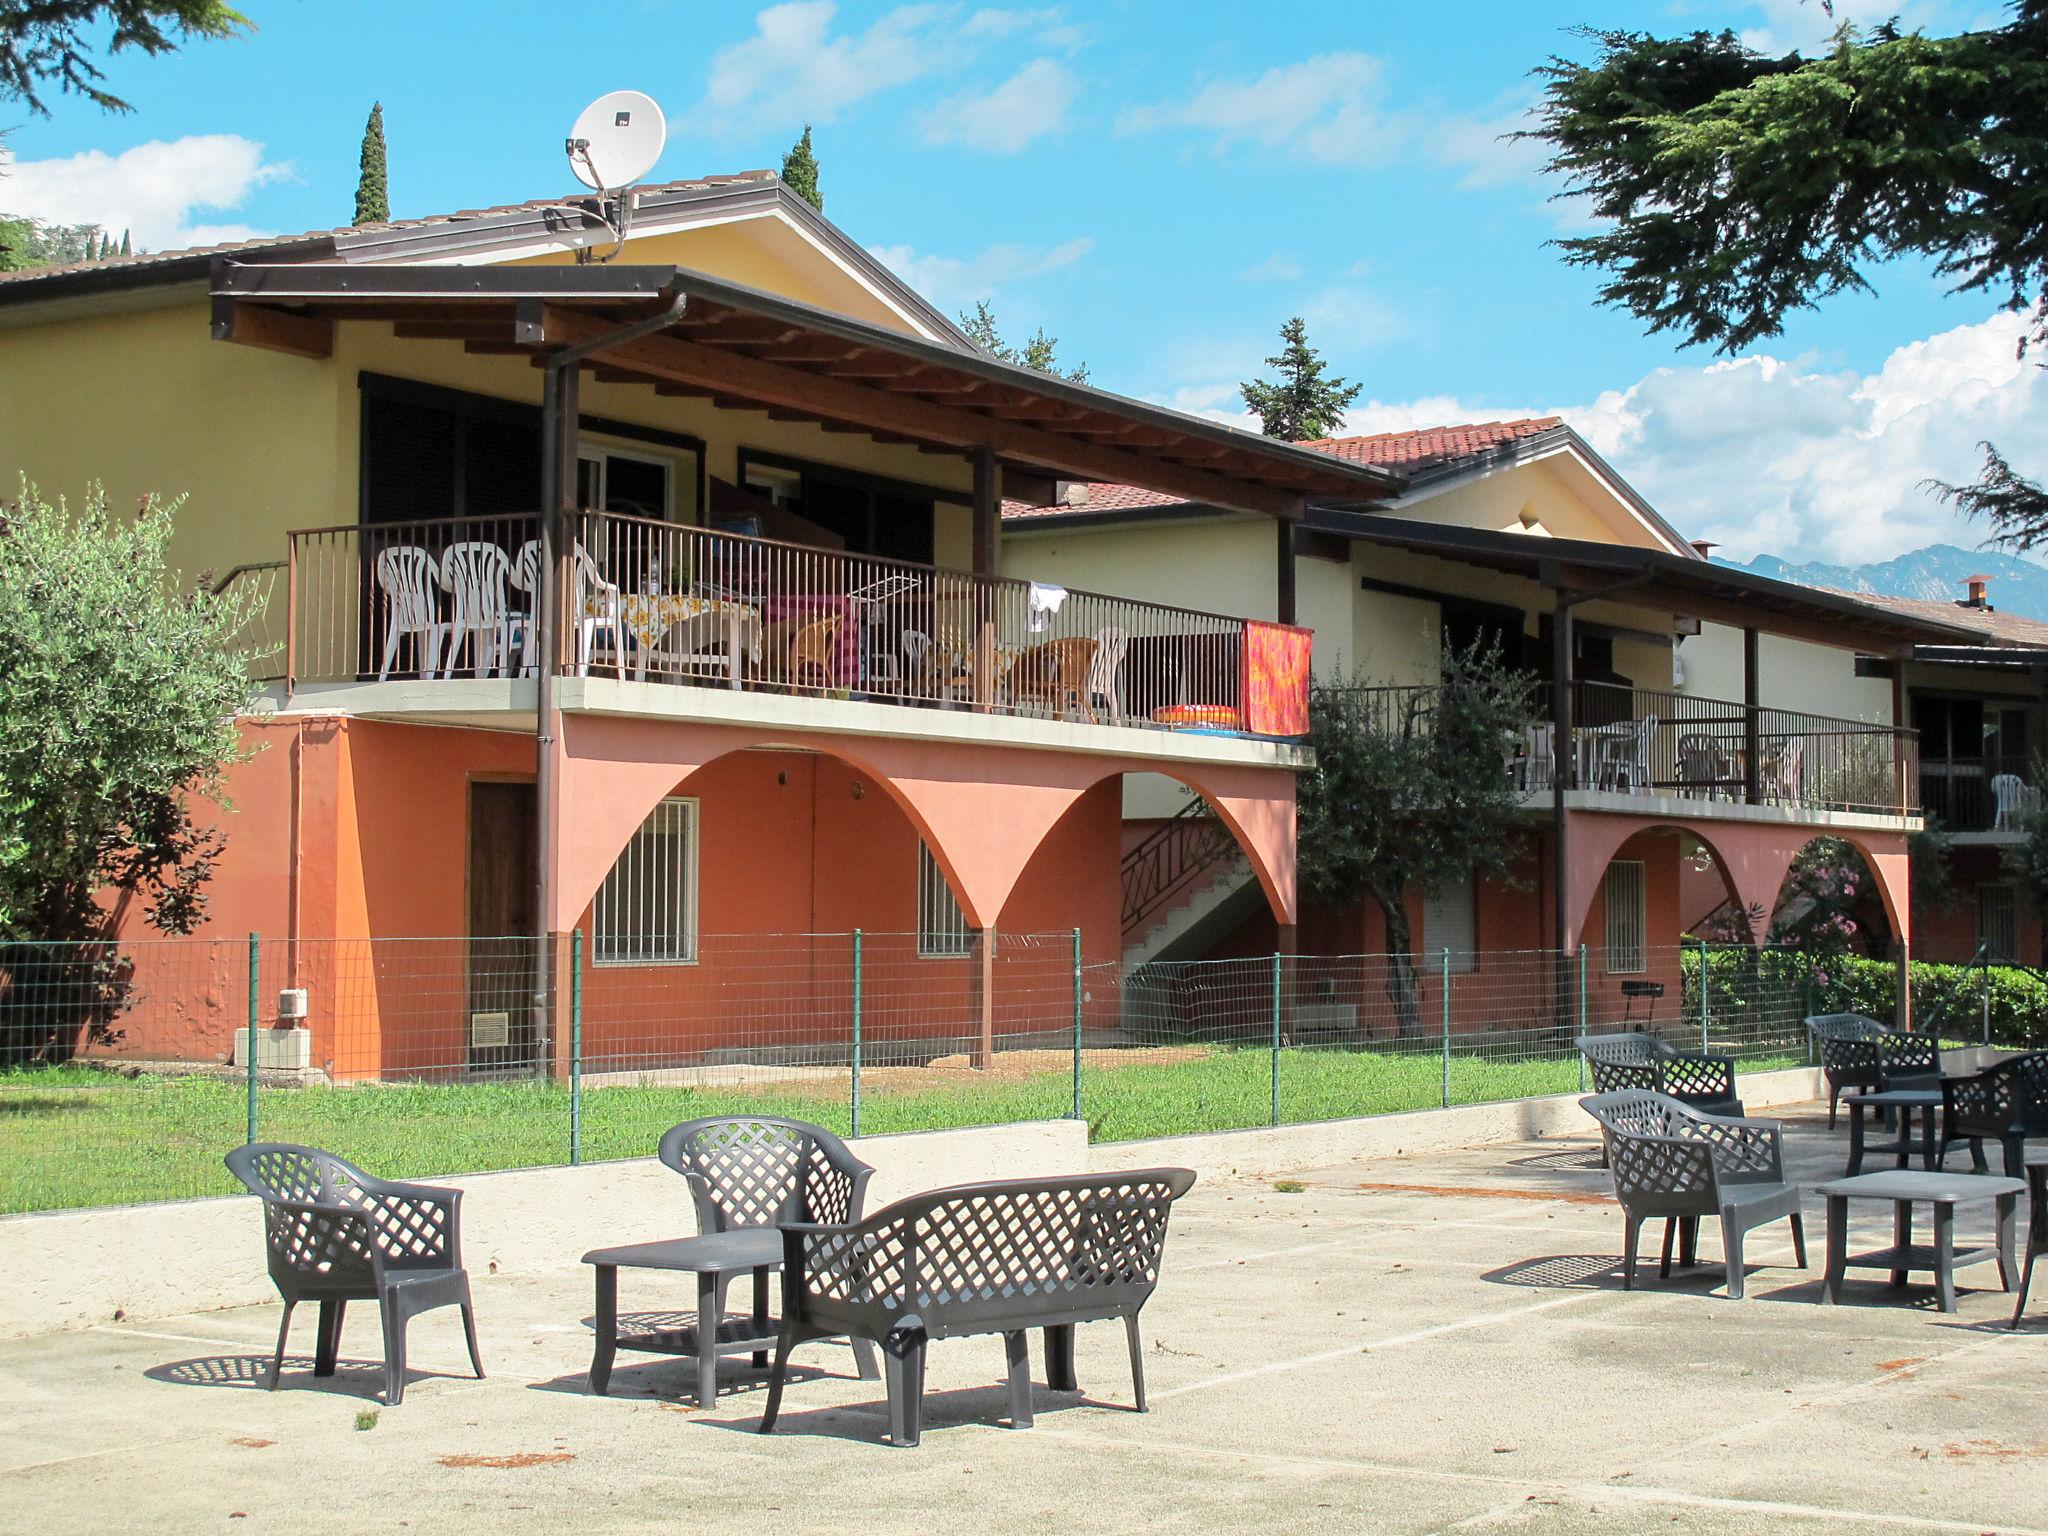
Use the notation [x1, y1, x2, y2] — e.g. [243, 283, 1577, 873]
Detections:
[0, 933, 2028, 1214]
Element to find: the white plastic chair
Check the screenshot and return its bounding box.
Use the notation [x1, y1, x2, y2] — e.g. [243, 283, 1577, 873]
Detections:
[1770, 737, 1806, 806]
[373, 545, 447, 681]
[507, 539, 541, 676]
[1993, 772, 2039, 831]
[439, 542, 515, 678]
[572, 544, 625, 679]
[1085, 626, 1129, 724]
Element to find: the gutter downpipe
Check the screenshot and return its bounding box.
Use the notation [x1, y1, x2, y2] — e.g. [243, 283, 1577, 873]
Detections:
[533, 284, 691, 1076]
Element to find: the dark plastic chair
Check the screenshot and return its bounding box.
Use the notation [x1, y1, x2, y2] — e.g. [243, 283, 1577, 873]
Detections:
[1941, 1052, 2048, 1178]
[655, 1115, 881, 1383]
[1581, 1090, 1805, 1300]
[224, 1143, 482, 1405]
[1576, 1033, 1742, 1115]
[2012, 1161, 2046, 1329]
[1805, 1013, 1940, 1126]
[760, 1167, 1196, 1447]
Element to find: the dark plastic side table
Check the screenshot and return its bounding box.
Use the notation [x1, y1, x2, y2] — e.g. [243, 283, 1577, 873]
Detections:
[1816, 1169, 2024, 1313]
[1842, 1088, 1943, 1175]
[582, 1230, 784, 1407]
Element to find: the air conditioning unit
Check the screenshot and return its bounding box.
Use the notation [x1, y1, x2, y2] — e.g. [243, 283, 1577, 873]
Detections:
[469, 1011, 511, 1049]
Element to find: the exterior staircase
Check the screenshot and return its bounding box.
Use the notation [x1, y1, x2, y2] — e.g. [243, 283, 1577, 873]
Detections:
[1120, 803, 1259, 970]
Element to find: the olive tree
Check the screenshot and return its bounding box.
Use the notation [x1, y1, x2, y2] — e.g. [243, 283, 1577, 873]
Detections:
[1298, 642, 1537, 1036]
[0, 481, 260, 1061]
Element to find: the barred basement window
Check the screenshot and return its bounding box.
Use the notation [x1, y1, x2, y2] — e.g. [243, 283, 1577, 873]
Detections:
[1604, 860, 1647, 975]
[593, 797, 699, 965]
[918, 841, 972, 958]
[1978, 882, 2020, 962]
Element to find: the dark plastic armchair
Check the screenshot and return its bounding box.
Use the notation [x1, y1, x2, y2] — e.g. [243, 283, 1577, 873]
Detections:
[1941, 1051, 2048, 1178]
[1576, 1033, 1743, 1115]
[760, 1167, 1196, 1447]
[1804, 1013, 1940, 1126]
[1581, 1090, 1805, 1300]
[657, 1115, 881, 1379]
[225, 1143, 483, 1405]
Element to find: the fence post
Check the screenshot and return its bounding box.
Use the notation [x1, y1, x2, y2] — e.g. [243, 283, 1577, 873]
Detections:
[1699, 939, 1712, 1053]
[569, 929, 583, 1167]
[851, 930, 863, 1139]
[245, 932, 260, 1147]
[1440, 947, 1451, 1109]
[1576, 944, 1588, 1092]
[1071, 928, 1083, 1123]
[1270, 952, 1281, 1129]
[1981, 953, 1992, 1047]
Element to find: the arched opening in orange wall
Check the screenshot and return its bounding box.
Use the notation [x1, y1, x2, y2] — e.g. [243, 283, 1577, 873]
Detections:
[1764, 834, 1903, 961]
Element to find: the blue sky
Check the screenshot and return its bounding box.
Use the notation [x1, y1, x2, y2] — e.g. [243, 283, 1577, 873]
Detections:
[2, 0, 2040, 571]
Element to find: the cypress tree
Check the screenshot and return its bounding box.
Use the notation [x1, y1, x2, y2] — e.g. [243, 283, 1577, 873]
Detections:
[354, 102, 390, 226]
[118, 229, 131, 256]
[780, 125, 822, 213]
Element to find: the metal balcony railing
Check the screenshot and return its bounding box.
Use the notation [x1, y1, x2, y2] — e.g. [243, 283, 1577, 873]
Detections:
[1338, 679, 1918, 817]
[281, 510, 1313, 740]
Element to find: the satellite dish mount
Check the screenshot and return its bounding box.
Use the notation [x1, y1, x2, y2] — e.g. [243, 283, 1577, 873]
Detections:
[563, 90, 667, 263]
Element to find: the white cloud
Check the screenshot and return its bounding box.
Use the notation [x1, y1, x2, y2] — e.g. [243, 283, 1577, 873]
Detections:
[1239, 252, 1304, 283]
[1318, 311, 2047, 566]
[0, 135, 288, 250]
[920, 57, 1077, 152]
[698, 1, 1077, 136]
[1118, 52, 1402, 166]
[866, 235, 1092, 311]
[1732, 0, 1973, 53]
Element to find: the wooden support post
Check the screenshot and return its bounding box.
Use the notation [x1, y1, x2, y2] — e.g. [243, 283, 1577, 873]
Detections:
[972, 447, 999, 712]
[1742, 627, 1762, 805]
[1894, 665, 1912, 814]
[1276, 520, 1297, 627]
[1549, 592, 1574, 1030]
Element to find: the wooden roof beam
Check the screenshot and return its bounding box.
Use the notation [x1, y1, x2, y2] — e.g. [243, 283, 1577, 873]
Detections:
[546, 306, 1305, 518]
[210, 298, 332, 359]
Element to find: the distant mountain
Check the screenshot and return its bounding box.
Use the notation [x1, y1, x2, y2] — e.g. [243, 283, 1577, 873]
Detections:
[1713, 544, 2048, 624]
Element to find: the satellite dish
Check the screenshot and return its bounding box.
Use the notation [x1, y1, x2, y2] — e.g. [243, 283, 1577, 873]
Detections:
[565, 90, 666, 192]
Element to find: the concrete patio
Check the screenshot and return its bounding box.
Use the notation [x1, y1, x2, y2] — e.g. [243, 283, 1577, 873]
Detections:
[3, 1103, 2043, 1535]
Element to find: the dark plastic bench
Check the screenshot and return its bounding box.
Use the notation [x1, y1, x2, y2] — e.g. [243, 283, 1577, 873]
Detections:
[759, 1167, 1196, 1447]
[225, 1143, 483, 1405]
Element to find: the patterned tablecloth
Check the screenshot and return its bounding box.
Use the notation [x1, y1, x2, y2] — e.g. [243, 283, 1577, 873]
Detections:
[587, 592, 756, 654]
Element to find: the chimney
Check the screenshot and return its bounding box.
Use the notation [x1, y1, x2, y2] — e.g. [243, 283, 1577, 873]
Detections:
[1960, 574, 1992, 610]
[1689, 540, 1718, 560]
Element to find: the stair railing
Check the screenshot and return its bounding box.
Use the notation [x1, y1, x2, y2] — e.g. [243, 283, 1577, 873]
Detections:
[1121, 800, 1241, 936]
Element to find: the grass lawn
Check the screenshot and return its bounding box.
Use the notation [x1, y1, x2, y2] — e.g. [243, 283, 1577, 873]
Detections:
[0, 1044, 1802, 1215]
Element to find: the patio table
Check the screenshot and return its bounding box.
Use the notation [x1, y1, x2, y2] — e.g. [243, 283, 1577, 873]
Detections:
[1817, 1169, 2024, 1313]
[583, 1229, 783, 1408]
[1843, 1088, 1943, 1175]
[590, 591, 761, 683]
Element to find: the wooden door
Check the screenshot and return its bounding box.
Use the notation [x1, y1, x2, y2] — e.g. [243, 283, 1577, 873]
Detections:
[467, 780, 539, 1073]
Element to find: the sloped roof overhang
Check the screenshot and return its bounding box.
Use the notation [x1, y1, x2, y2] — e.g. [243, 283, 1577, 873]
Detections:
[210, 260, 1403, 521]
[1327, 513, 1994, 654]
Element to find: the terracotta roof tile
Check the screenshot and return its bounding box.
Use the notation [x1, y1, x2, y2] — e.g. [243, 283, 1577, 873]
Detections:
[0, 171, 777, 286]
[1810, 586, 2048, 647]
[1003, 417, 1566, 520]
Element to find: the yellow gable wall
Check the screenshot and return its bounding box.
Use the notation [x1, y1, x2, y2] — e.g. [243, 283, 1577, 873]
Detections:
[1395, 453, 1673, 549]
[511, 215, 925, 336]
[0, 295, 974, 588]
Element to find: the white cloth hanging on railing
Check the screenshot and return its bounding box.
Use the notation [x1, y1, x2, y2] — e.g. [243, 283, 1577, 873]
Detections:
[1026, 581, 1069, 633]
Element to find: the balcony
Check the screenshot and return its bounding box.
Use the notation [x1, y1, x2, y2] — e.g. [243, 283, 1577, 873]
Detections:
[1919, 755, 2039, 836]
[274, 510, 1311, 745]
[1349, 680, 1918, 822]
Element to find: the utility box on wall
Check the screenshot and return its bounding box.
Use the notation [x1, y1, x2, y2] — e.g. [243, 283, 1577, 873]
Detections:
[232, 1027, 313, 1071]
